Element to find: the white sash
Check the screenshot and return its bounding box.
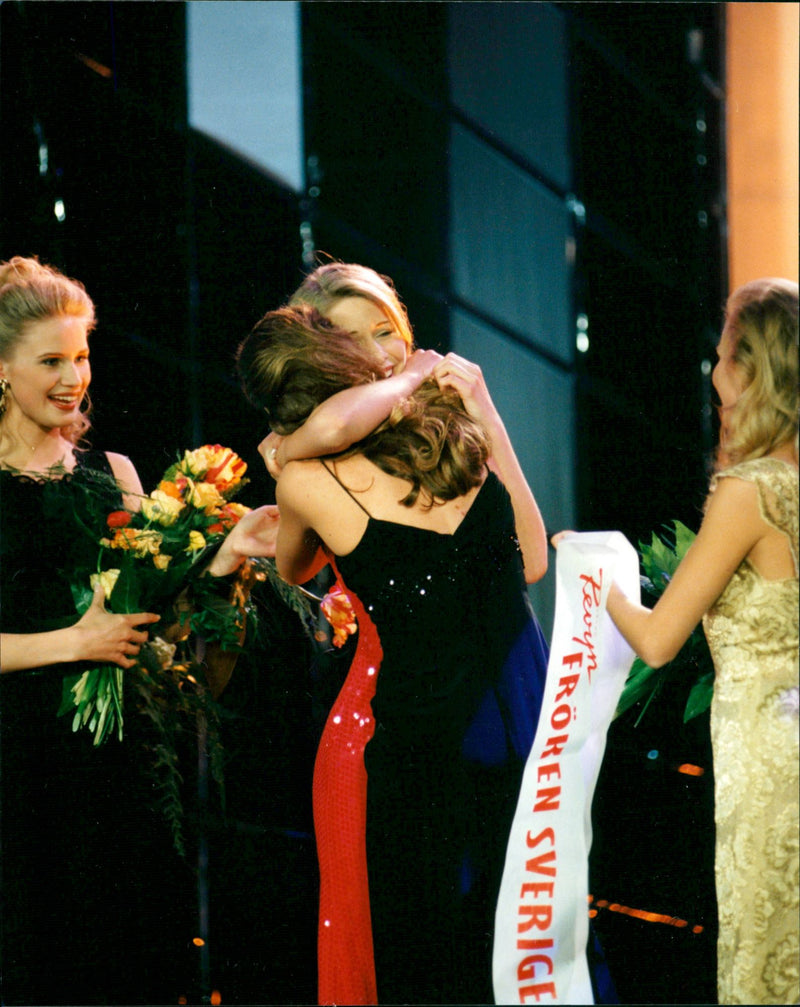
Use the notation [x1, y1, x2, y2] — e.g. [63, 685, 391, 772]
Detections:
[493, 532, 639, 1004]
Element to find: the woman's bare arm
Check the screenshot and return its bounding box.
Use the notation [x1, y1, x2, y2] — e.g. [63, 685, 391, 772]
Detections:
[434, 354, 548, 584]
[274, 465, 330, 585]
[203, 505, 280, 577]
[273, 350, 442, 469]
[1, 588, 160, 673]
[604, 476, 765, 667]
[106, 451, 144, 511]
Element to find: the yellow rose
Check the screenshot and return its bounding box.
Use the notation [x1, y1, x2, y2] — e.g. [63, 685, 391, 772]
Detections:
[181, 446, 214, 476]
[223, 502, 249, 520]
[204, 446, 247, 489]
[90, 569, 121, 601]
[180, 444, 246, 490]
[187, 479, 225, 512]
[185, 530, 206, 552]
[142, 489, 186, 526]
[153, 552, 172, 570]
[130, 529, 163, 556]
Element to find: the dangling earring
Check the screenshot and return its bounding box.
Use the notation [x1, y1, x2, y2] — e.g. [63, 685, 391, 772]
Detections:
[0, 377, 9, 420]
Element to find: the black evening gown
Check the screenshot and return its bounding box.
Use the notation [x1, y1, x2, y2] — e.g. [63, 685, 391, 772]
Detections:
[0, 453, 194, 1006]
[316, 469, 549, 1004]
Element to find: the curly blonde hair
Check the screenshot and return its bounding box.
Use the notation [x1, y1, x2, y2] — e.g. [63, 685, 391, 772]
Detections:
[289, 261, 415, 349]
[0, 255, 95, 444]
[720, 277, 798, 467]
[237, 305, 488, 507]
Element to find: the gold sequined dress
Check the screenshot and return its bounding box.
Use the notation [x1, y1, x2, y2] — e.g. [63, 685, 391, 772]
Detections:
[703, 457, 799, 1005]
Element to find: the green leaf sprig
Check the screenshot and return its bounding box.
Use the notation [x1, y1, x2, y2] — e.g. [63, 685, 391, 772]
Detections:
[616, 520, 715, 725]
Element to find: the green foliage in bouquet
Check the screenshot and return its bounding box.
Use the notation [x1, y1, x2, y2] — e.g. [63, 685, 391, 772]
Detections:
[59, 445, 255, 742]
[56, 444, 315, 852]
[615, 520, 715, 725]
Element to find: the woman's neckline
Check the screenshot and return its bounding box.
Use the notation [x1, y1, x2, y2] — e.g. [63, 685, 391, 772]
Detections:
[0, 458, 76, 481]
[720, 452, 798, 475]
[753, 453, 798, 472]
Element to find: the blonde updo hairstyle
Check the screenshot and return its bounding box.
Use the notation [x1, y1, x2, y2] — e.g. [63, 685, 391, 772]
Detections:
[238, 305, 488, 507]
[0, 255, 95, 444]
[720, 277, 798, 468]
[289, 261, 415, 350]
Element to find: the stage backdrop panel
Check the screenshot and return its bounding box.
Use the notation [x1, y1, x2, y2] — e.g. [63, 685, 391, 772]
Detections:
[187, 0, 303, 192]
[449, 125, 573, 365]
[451, 309, 576, 636]
[448, 0, 570, 192]
[447, 2, 573, 637]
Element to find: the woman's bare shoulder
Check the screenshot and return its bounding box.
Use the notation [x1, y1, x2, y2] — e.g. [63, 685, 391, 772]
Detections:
[277, 457, 342, 508]
[105, 452, 143, 497]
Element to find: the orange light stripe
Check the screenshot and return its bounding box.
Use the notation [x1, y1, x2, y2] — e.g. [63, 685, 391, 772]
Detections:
[676, 763, 705, 777]
[76, 52, 113, 79]
[588, 895, 704, 933]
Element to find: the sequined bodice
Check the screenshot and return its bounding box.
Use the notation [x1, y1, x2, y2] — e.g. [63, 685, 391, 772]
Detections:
[702, 457, 799, 1005]
[333, 472, 531, 740]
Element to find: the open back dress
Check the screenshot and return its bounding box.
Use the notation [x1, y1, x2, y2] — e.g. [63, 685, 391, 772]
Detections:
[311, 467, 549, 1005]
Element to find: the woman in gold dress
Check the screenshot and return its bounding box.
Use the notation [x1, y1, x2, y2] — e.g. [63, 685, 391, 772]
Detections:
[595, 277, 798, 1004]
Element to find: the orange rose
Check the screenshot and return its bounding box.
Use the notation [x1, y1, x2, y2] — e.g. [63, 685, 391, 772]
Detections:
[204, 447, 247, 491]
[206, 504, 249, 533]
[157, 479, 185, 500]
[102, 527, 162, 556]
[321, 586, 358, 648]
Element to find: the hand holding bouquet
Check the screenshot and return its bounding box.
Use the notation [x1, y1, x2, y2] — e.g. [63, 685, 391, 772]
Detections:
[61, 445, 276, 744]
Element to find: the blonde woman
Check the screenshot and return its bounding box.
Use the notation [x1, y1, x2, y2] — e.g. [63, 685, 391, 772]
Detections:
[560, 278, 798, 1005]
[0, 256, 266, 1004]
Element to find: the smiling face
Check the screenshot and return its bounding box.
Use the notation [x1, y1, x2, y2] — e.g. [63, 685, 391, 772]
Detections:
[325, 296, 409, 377]
[0, 314, 92, 435]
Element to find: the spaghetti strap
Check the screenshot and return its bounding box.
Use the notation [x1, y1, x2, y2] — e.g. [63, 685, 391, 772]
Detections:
[321, 460, 373, 518]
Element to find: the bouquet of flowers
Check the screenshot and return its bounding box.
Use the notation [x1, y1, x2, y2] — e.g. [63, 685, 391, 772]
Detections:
[615, 520, 715, 725]
[59, 444, 268, 746]
[57, 445, 319, 852]
[58, 444, 366, 848]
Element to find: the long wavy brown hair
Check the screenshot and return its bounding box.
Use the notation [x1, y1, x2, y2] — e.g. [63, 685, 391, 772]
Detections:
[237, 305, 488, 506]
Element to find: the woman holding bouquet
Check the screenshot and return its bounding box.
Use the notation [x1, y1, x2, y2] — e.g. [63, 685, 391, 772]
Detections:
[559, 278, 798, 1005]
[0, 256, 265, 1004]
[0, 255, 186, 1005]
[0, 258, 162, 670]
[238, 303, 550, 1004]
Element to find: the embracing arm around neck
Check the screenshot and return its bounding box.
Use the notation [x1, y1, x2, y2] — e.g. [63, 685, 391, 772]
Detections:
[275, 352, 441, 468]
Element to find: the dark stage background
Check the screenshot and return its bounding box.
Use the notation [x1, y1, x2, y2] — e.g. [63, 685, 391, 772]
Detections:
[1, 3, 726, 1003]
